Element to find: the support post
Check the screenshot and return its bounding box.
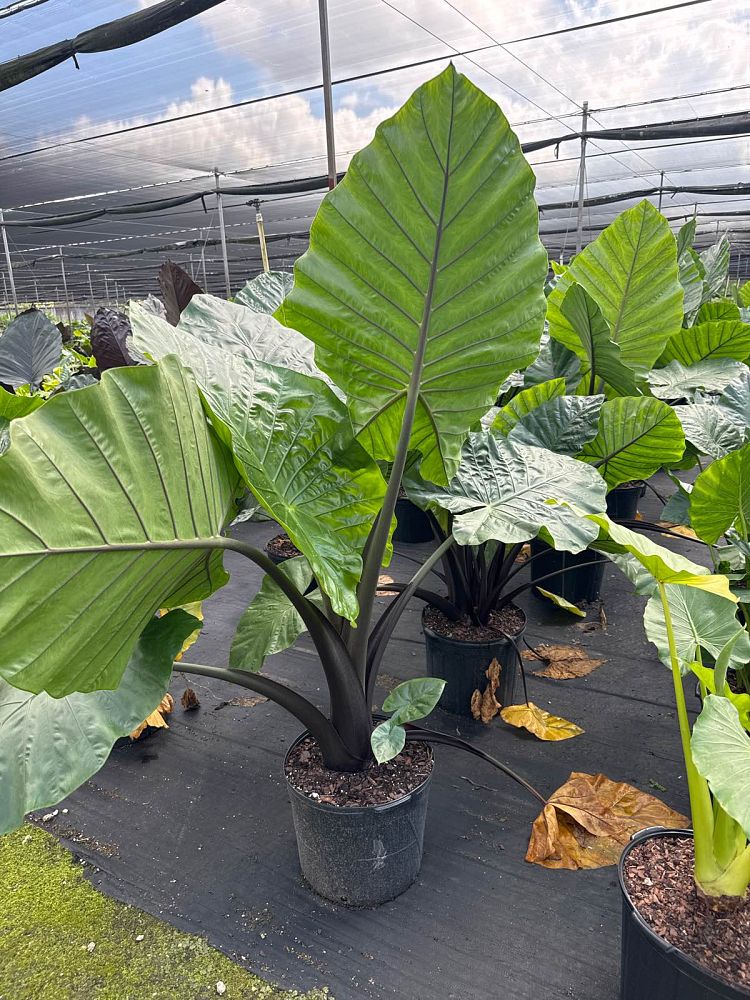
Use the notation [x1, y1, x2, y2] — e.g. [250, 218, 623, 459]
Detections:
[0, 209, 18, 314]
[104, 276, 109, 304]
[214, 167, 232, 298]
[575, 100, 589, 255]
[318, 0, 337, 190]
[33, 277, 39, 303]
[254, 200, 270, 273]
[87, 264, 95, 312]
[657, 170, 665, 212]
[199, 230, 208, 287]
[59, 247, 72, 327]
[1, 272, 7, 306]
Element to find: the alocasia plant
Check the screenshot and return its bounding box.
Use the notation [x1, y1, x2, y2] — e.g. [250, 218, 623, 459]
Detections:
[0, 65, 551, 830]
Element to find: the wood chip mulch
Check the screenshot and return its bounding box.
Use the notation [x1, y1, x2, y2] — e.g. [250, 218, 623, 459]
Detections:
[624, 835, 750, 992]
[285, 736, 433, 808]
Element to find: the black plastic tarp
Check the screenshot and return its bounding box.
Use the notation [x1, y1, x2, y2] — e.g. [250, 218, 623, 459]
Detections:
[522, 111, 750, 153]
[0, 0, 228, 92]
[539, 182, 750, 212]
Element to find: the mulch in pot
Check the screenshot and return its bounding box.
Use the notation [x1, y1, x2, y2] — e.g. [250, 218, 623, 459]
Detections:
[285, 735, 432, 808]
[266, 532, 302, 560]
[423, 604, 524, 643]
[624, 834, 750, 991]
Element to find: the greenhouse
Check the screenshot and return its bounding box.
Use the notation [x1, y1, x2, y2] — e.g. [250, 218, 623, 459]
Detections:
[0, 1, 749, 999]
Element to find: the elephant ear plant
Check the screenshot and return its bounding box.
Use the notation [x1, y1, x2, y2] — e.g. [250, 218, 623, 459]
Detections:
[0, 67, 549, 903]
[592, 518, 750, 996]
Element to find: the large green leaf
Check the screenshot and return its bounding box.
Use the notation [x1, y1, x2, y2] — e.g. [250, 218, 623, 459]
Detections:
[643, 585, 750, 675]
[492, 378, 565, 435]
[676, 218, 696, 259]
[0, 310, 62, 389]
[588, 514, 734, 599]
[647, 358, 746, 400]
[229, 556, 313, 672]
[690, 442, 750, 544]
[579, 396, 685, 489]
[176, 294, 324, 379]
[546, 201, 683, 371]
[675, 403, 747, 460]
[235, 271, 294, 313]
[0, 357, 238, 697]
[555, 282, 639, 395]
[739, 282, 750, 309]
[131, 304, 386, 621]
[0, 610, 197, 836]
[0, 388, 44, 455]
[719, 370, 750, 426]
[523, 337, 581, 392]
[692, 694, 750, 839]
[659, 320, 750, 366]
[276, 65, 547, 484]
[696, 299, 741, 324]
[408, 432, 606, 550]
[507, 394, 603, 455]
[699, 239, 730, 302]
[679, 250, 704, 325]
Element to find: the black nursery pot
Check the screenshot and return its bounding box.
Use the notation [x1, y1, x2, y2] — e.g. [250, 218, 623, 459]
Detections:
[618, 828, 749, 1000]
[607, 480, 646, 521]
[422, 606, 524, 717]
[285, 734, 433, 907]
[392, 497, 433, 544]
[530, 481, 645, 604]
[529, 539, 607, 604]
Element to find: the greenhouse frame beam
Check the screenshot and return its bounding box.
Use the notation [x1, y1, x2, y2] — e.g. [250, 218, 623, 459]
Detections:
[318, 0, 337, 191]
[0, 210, 18, 314]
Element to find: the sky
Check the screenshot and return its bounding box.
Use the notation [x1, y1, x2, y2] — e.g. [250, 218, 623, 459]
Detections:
[0, 0, 747, 300]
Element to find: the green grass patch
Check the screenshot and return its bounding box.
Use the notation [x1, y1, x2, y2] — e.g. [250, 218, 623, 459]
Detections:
[0, 825, 329, 1000]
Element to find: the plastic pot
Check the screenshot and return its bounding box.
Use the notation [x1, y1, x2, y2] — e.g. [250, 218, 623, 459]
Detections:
[529, 539, 607, 604]
[422, 606, 524, 717]
[529, 482, 645, 604]
[285, 733, 433, 907]
[607, 480, 646, 521]
[619, 828, 749, 999]
[393, 497, 433, 544]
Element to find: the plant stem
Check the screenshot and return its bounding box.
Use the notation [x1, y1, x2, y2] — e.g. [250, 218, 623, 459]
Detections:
[657, 582, 716, 891]
[175, 661, 364, 770]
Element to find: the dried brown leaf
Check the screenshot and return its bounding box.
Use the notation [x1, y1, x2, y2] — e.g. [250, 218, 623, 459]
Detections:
[181, 688, 200, 711]
[129, 693, 174, 740]
[657, 521, 698, 539]
[522, 643, 604, 680]
[526, 771, 689, 870]
[470, 658, 503, 723]
[500, 703, 583, 741]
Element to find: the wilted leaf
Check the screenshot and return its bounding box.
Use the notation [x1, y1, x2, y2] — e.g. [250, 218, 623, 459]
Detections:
[535, 587, 585, 617]
[181, 688, 200, 711]
[471, 658, 503, 723]
[656, 522, 698, 539]
[129, 693, 174, 741]
[500, 702, 583, 740]
[526, 772, 689, 869]
[522, 643, 604, 679]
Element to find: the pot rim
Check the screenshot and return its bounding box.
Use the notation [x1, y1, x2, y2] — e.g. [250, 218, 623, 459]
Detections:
[284, 730, 434, 816]
[608, 479, 645, 494]
[421, 603, 526, 648]
[618, 826, 750, 997]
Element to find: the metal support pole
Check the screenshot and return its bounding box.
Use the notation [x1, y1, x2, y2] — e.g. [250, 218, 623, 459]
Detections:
[33, 277, 39, 303]
[0, 209, 18, 314]
[657, 170, 665, 212]
[59, 247, 72, 327]
[318, 0, 337, 190]
[575, 100, 589, 255]
[1, 272, 7, 306]
[87, 264, 95, 312]
[214, 167, 232, 298]
[104, 276, 109, 304]
[254, 200, 270, 273]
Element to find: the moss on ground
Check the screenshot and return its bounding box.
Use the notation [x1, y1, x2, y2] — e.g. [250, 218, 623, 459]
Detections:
[0, 825, 329, 1000]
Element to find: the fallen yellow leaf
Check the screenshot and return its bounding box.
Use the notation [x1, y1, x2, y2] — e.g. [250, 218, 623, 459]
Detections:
[500, 702, 583, 741]
[471, 658, 503, 723]
[657, 521, 698, 539]
[522, 643, 604, 680]
[526, 772, 689, 870]
[129, 694, 174, 741]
